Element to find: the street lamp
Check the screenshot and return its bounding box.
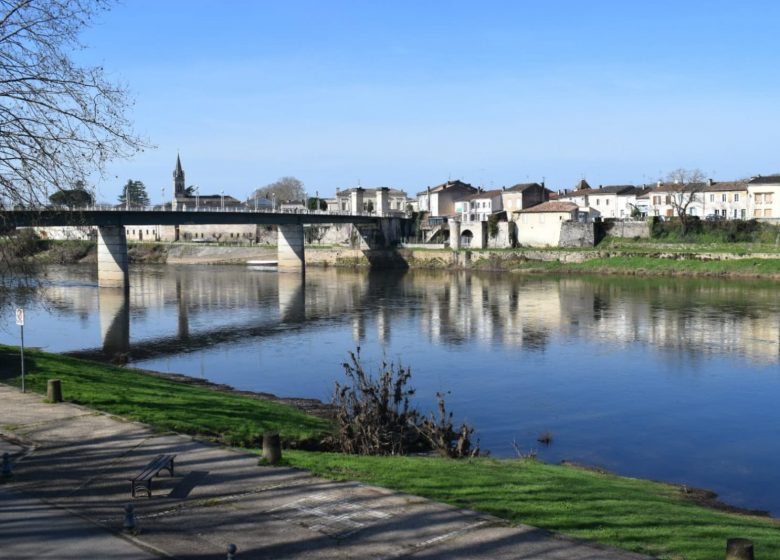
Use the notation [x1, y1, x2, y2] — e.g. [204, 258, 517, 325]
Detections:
[221, 189, 225, 211]
[125, 182, 129, 211]
[195, 185, 199, 211]
[272, 192, 276, 212]
[161, 186, 165, 210]
[315, 190, 319, 213]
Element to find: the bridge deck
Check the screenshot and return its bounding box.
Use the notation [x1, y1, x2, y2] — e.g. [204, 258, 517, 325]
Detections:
[0, 209, 396, 228]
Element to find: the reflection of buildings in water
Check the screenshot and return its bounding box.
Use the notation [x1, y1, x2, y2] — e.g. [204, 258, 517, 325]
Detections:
[40, 265, 780, 365]
[409, 273, 780, 364]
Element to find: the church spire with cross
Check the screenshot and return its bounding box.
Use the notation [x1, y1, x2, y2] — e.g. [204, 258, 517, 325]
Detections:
[173, 153, 185, 199]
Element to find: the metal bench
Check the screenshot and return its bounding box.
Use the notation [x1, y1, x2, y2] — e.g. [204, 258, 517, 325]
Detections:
[129, 454, 176, 498]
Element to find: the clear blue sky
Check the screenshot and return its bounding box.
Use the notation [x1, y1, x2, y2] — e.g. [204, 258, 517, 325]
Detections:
[79, 0, 780, 203]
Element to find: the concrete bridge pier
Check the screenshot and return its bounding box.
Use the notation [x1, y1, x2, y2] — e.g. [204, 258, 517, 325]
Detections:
[449, 220, 461, 250]
[97, 226, 129, 289]
[278, 224, 305, 272]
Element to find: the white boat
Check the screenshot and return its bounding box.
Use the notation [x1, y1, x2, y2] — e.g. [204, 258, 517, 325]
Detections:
[246, 259, 278, 267]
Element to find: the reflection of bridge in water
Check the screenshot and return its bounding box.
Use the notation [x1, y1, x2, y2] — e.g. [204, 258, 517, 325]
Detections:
[65, 269, 396, 362]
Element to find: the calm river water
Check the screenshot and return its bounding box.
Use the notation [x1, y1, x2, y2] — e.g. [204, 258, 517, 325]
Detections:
[3, 264, 780, 515]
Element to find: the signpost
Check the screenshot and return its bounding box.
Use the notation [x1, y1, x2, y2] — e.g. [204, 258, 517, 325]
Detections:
[15, 308, 24, 392]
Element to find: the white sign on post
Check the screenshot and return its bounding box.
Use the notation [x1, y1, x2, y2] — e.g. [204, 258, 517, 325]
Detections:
[15, 307, 25, 392]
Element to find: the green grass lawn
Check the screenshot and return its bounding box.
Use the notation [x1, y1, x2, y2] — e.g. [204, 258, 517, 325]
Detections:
[286, 452, 780, 560]
[0, 346, 330, 444]
[2, 346, 778, 559]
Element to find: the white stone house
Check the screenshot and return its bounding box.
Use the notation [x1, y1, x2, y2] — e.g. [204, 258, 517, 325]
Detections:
[558, 181, 644, 219]
[701, 180, 748, 219]
[454, 189, 504, 223]
[330, 187, 412, 215]
[747, 175, 780, 219]
[647, 182, 706, 218]
[514, 201, 578, 247]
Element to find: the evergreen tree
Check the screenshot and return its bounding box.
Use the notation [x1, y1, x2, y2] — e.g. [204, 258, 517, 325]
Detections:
[118, 180, 150, 208]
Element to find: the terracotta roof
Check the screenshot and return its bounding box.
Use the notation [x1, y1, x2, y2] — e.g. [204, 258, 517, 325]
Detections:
[506, 182, 543, 192]
[463, 189, 504, 200]
[517, 201, 578, 213]
[702, 181, 748, 192]
[650, 182, 706, 193]
[749, 175, 780, 185]
[416, 180, 476, 196]
[565, 185, 637, 196]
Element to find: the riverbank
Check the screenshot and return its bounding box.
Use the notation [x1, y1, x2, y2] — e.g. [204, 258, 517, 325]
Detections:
[28, 238, 780, 279]
[0, 346, 777, 559]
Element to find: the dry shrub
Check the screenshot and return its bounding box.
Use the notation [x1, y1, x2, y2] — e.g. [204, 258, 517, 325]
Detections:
[331, 349, 479, 458]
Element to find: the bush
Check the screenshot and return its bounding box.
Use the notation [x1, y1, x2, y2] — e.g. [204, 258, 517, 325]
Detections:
[331, 349, 479, 458]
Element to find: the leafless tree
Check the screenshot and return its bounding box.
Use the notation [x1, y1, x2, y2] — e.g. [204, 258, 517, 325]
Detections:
[664, 168, 707, 236]
[0, 0, 145, 208]
[251, 176, 306, 205]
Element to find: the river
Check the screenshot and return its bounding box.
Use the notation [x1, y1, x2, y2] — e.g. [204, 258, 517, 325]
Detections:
[3, 264, 780, 516]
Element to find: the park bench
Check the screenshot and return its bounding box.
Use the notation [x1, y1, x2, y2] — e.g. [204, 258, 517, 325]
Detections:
[129, 454, 176, 498]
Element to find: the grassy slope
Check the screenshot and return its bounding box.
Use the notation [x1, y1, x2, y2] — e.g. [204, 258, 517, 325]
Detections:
[287, 452, 780, 560]
[1, 346, 777, 559]
[0, 346, 330, 443]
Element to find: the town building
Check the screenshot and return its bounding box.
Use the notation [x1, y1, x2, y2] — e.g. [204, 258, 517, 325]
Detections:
[514, 201, 578, 247]
[500, 182, 547, 214]
[327, 187, 412, 215]
[416, 180, 477, 218]
[455, 189, 504, 223]
[701, 180, 748, 219]
[747, 175, 780, 219]
[558, 181, 645, 220]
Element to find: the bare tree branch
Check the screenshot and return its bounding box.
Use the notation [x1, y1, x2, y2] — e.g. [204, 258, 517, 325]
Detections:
[0, 0, 146, 209]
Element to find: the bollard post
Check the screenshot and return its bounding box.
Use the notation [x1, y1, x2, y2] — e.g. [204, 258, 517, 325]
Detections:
[1, 452, 12, 477]
[123, 503, 138, 535]
[47, 379, 63, 403]
[726, 538, 754, 560]
[262, 432, 282, 465]
[226, 543, 237, 559]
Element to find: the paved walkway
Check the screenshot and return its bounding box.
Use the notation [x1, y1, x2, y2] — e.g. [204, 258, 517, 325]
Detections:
[0, 384, 651, 559]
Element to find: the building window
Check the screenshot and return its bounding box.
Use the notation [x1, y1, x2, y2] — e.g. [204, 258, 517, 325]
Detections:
[741, 209, 746, 218]
[767, 193, 774, 204]
[709, 194, 714, 202]
[734, 193, 739, 202]
[665, 195, 671, 205]
[765, 208, 772, 217]
[754, 209, 761, 217]
[606, 199, 610, 206]
[652, 196, 660, 205]
[721, 194, 727, 202]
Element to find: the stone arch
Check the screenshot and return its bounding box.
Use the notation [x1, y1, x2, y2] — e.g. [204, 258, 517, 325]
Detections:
[460, 229, 474, 247]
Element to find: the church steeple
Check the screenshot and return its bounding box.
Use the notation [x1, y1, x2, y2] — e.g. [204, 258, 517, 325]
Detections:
[173, 153, 185, 199]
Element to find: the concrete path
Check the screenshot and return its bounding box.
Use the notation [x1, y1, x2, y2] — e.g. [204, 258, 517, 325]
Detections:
[0, 384, 652, 559]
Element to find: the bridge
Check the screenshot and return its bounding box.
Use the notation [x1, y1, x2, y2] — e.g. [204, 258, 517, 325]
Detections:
[0, 207, 409, 288]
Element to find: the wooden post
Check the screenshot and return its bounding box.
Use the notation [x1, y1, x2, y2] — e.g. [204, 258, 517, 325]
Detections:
[726, 538, 754, 560]
[46, 379, 62, 403]
[262, 432, 282, 465]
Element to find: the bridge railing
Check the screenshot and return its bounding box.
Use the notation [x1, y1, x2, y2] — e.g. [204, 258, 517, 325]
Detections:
[38, 204, 387, 218]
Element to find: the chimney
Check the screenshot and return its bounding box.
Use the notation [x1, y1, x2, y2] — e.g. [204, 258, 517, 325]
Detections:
[657, 181, 663, 188]
[708, 178, 714, 186]
[599, 184, 603, 189]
